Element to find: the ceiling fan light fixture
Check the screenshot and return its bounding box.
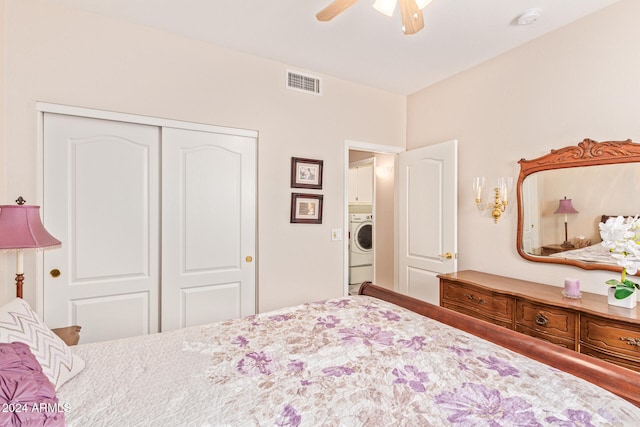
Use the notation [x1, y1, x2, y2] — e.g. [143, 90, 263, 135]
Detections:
[415, 0, 433, 10]
[373, 0, 398, 17]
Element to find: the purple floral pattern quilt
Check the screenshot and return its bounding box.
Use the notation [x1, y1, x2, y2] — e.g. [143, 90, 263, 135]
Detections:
[58, 296, 640, 426]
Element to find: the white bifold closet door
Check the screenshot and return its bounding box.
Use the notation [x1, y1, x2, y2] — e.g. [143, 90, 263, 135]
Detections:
[43, 112, 256, 344]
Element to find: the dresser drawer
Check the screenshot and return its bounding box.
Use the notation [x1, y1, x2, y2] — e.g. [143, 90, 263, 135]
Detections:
[580, 314, 640, 362]
[442, 302, 513, 329]
[515, 325, 576, 350]
[515, 300, 577, 341]
[580, 345, 640, 372]
[440, 280, 514, 324]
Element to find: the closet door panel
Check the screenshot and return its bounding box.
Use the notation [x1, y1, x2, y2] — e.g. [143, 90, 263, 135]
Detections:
[43, 113, 160, 343]
[70, 293, 150, 344]
[74, 138, 150, 278]
[183, 146, 241, 271]
[182, 283, 240, 328]
[161, 127, 256, 331]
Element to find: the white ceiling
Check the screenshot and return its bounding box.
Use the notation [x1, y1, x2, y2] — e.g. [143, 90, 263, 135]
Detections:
[58, 0, 621, 95]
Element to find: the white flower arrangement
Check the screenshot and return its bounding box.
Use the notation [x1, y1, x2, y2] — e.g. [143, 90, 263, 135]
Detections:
[599, 216, 640, 299]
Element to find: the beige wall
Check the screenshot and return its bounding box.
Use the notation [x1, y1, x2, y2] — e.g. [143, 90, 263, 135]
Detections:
[372, 153, 395, 288]
[0, 0, 406, 310]
[407, 0, 640, 295]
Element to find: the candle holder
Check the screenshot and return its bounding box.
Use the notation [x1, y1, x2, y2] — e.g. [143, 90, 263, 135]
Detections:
[473, 177, 513, 224]
[562, 278, 582, 299]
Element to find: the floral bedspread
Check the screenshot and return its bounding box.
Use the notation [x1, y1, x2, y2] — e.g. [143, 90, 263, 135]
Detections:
[549, 242, 614, 264]
[59, 296, 640, 426]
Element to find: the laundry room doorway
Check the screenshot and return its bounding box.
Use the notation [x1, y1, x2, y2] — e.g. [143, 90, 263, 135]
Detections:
[346, 144, 399, 295]
[344, 139, 458, 303]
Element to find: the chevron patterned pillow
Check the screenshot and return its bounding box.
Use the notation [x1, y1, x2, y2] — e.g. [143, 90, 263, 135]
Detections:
[0, 298, 85, 390]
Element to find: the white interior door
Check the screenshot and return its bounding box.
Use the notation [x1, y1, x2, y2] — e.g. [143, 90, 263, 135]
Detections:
[43, 113, 160, 344]
[398, 140, 458, 304]
[161, 127, 256, 331]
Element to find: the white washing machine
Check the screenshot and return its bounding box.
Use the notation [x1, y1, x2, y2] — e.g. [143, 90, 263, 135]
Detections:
[349, 214, 373, 286]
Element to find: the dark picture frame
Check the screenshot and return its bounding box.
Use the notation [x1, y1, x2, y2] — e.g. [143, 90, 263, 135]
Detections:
[290, 193, 323, 224]
[291, 157, 323, 189]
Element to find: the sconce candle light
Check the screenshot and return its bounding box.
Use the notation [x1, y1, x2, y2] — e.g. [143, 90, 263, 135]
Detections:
[473, 177, 513, 223]
[375, 165, 393, 179]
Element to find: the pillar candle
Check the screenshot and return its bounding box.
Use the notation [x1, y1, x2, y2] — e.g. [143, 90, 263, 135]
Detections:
[564, 278, 580, 296]
[15, 250, 24, 274]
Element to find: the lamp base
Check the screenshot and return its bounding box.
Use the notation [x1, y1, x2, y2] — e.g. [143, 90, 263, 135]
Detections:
[561, 222, 575, 249]
[15, 273, 24, 299]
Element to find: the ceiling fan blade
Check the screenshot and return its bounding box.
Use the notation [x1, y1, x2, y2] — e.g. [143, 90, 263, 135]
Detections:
[399, 0, 424, 35]
[316, 0, 359, 21]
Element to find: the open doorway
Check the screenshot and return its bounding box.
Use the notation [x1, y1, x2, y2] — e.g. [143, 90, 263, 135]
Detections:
[344, 140, 458, 303]
[345, 141, 402, 295]
[347, 156, 374, 295]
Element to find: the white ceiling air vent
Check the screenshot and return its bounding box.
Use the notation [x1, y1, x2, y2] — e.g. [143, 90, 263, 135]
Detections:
[286, 69, 322, 95]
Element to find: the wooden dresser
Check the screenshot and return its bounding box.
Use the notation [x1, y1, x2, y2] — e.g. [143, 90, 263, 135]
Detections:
[439, 270, 640, 372]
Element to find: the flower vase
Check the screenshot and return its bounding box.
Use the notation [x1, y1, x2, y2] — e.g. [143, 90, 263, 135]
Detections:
[608, 287, 638, 309]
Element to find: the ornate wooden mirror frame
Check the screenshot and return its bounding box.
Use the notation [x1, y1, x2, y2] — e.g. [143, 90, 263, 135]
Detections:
[516, 138, 640, 273]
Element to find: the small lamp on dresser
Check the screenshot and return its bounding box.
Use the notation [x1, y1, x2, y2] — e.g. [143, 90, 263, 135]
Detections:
[0, 197, 61, 298]
[554, 196, 579, 248]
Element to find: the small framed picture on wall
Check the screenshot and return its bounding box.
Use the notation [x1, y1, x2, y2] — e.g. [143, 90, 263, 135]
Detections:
[290, 193, 323, 224]
[291, 157, 323, 189]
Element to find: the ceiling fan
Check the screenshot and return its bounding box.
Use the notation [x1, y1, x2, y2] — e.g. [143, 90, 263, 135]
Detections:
[316, 0, 433, 35]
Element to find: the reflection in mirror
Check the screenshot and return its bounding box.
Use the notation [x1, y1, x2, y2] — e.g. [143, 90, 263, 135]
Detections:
[517, 139, 640, 274]
[521, 163, 640, 264]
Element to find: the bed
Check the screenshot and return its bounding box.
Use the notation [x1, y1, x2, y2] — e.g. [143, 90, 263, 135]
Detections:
[2, 283, 640, 426]
[548, 215, 636, 264]
[548, 241, 614, 263]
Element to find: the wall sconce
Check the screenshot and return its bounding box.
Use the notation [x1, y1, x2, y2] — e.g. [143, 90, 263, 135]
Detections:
[554, 196, 578, 248]
[375, 165, 393, 179]
[473, 177, 513, 224]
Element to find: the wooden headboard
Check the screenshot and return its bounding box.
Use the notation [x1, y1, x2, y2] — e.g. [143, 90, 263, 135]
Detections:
[601, 215, 637, 223]
[359, 282, 640, 408]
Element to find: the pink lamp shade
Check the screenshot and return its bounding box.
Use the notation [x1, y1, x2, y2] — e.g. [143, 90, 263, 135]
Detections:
[554, 197, 578, 215]
[0, 205, 61, 250]
[0, 200, 61, 299]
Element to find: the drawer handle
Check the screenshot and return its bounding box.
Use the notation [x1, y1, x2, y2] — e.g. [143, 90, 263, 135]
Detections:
[464, 294, 486, 304]
[535, 313, 549, 327]
[620, 337, 640, 347]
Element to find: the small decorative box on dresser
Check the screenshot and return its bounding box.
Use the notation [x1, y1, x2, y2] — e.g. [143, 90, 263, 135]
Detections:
[439, 270, 640, 372]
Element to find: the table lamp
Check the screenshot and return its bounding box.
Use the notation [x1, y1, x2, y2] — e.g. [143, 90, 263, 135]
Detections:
[554, 196, 578, 248]
[0, 197, 61, 298]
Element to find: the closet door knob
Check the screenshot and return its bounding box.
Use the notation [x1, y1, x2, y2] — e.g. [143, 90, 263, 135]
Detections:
[245, 256, 253, 263]
[50, 269, 61, 278]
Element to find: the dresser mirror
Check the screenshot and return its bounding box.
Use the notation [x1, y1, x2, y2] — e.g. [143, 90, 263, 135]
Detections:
[516, 138, 640, 273]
